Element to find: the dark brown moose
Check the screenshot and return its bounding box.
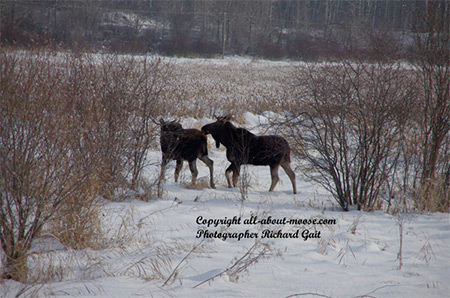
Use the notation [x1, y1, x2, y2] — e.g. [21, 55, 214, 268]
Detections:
[201, 115, 297, 194]
[157, 119, 215, 192]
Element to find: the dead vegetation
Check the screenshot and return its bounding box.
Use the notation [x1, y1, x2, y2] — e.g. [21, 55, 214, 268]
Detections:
[0, 48, 171, 281]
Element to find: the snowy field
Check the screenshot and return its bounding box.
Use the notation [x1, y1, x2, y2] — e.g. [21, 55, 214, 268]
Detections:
[1, 56, 449, 298]
[2, 113, 448, 298]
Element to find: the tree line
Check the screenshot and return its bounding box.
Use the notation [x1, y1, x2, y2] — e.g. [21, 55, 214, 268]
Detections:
[1, 0, 448, 59]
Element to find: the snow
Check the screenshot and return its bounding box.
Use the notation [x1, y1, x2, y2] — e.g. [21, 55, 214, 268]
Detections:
[1, 78, 449, 297]
[19, 190, 447, 297]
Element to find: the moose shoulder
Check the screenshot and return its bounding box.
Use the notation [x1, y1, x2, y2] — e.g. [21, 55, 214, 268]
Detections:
[201, 115, 297, 194]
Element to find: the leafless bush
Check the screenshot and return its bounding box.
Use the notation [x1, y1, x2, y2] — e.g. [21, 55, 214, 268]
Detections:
[282, 61, 415, 211]
[0, 49, 171, 281]
[60, 54, 170, 199]
[0, 49, 99, 281]
[124, 57, 172, 191]
[412, 2, 450, 212]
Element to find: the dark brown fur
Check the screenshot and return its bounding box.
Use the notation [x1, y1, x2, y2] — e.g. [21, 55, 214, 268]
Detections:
[159, 119, 215, 189]
[201, 115, 296, 194]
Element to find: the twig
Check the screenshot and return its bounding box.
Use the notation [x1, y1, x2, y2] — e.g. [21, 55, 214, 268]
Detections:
[193, 242, 262, 288]
[286, 284, 398, 298]
[285, 293, 332, 298]
[162, 240, 204, 287]
[353, 284, 398, 298]
[138, 203, 179, 225]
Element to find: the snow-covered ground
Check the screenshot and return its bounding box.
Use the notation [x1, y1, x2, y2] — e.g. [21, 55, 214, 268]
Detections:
[1, 113, 448, 298]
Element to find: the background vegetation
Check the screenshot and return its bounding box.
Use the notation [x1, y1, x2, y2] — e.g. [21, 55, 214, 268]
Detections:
[1, 0, 449, 60]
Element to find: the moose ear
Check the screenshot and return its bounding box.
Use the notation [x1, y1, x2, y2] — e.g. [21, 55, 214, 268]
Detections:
[224, 114, 232, 121]
[217, 114, 232, 121]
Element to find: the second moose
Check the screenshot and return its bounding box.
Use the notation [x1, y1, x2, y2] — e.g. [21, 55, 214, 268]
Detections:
[158, 119, 215, 193]
[201, 115, 297, 194]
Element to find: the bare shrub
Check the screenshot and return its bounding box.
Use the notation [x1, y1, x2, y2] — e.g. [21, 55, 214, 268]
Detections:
[134, 177, 159, 202]
[0, 48, 171, 281]
[59, 53, 131, 200]
[0, 49, 99, 281]
[61, 53, 170, 199]
[124, 57, 172, 191]
[412, 2, 450, 212]
[282, 61, 415, 211]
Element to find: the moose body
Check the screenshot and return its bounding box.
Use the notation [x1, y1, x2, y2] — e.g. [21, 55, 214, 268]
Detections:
[201, 115, 297, 194]
[158, 119, 215, 191]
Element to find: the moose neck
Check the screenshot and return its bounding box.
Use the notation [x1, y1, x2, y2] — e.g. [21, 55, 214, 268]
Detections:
[216, 122, 236, 148]
[222, 122, 256, 147]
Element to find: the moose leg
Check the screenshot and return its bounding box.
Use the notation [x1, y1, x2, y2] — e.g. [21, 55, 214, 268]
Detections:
[232, 165, 240, 187]
[158, 156, 169, 197]
[174, 160, 183, 182]
[160, 156, 168, 182]
[281, 162, 297, 194]
[269, 165, 280, 192]
[225, 164, 235, 188]
[199, 155, 215, 188]
[188, 160, 198, 185]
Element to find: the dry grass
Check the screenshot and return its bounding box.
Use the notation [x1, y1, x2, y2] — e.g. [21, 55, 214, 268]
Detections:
[193, 240, 282, 288]
[183, 177, 212, 190]
[47, 197, 104, 251]
[416, 177, 449, 213]
[158, 58, 295, 119]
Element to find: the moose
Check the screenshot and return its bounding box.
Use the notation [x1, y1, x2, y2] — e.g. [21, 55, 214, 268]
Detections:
[201, 115, 297, 194]
[157, 119, 215, 193]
